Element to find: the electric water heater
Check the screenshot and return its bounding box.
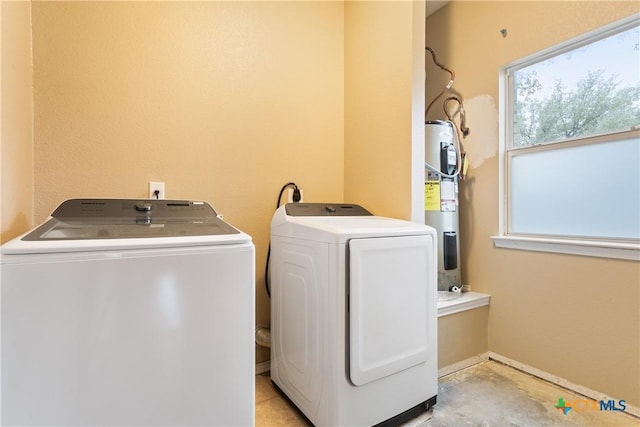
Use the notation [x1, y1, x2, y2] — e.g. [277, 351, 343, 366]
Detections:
[425, 120, 462, 292]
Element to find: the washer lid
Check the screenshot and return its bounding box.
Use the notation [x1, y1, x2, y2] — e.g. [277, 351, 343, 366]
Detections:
[2, 199, 251, 254]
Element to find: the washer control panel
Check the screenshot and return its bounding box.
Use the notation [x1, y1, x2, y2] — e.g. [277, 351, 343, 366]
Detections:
[22, 199, 239, 240]
[50, 199, 215, 219]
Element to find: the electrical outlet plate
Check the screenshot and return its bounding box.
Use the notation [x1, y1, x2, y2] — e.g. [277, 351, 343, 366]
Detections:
[287, 188, 303, 203]
[149, 181, 165, 200]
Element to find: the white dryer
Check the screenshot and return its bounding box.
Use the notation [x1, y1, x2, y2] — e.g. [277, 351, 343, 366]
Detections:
[270, 203, 437, 426]
[1, 199, 255, 426]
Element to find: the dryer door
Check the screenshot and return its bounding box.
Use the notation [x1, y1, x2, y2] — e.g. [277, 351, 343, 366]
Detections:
[348, 235, 433, 386]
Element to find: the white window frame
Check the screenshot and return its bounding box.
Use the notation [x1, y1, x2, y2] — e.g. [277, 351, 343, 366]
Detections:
[492, 14, 640, 261]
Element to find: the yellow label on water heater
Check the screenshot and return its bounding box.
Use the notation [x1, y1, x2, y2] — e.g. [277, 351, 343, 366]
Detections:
[424, 181, 440, 211]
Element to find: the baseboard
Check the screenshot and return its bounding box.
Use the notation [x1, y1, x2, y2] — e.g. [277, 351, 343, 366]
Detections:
[255, 360, 271, 375]
[488, 352, 640, 418]
[438, 353, 489, 378]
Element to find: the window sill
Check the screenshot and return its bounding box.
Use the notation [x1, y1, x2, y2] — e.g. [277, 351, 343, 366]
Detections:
[491, 235, 639, 261]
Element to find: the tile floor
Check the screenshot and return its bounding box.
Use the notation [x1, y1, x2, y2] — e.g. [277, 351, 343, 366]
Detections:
[256, 361, 640, 426]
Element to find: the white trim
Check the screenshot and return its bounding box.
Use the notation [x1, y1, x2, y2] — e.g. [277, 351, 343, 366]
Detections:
[410, 0, 426, 224]
[488, 352, 640, 419]
[255, 361, 270, 376]
[438, 291, 491, 317]
[491, 235, 639, 261]
[497, 70, 507, 236]
[438, 353, 489, 378]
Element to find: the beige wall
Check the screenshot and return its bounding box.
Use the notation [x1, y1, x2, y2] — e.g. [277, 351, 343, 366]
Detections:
[427, 1, 639, 407]
[10, 1, 424, 367]
[9, 0, 634, 408]
[22, 1, 424, 368]
[30, 1, 345, 364]
[438, 307, 488, 370]
[1, 0, 34, 244]
[344, 1, 425, 221]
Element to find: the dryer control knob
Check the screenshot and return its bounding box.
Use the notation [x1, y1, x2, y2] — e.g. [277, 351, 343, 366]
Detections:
[135, 202, 153, 212]
[325, 205, 336, 213]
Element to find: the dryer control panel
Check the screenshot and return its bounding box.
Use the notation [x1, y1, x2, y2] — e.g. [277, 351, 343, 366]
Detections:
[285, 203, 372, 217]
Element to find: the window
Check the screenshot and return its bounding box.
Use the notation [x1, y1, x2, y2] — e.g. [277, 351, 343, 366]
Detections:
[494, 15, 640, 260]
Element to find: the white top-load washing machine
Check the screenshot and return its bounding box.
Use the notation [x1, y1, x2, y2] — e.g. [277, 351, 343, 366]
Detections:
[270, 203, 437, 426]
[0, 199, 254, 426]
